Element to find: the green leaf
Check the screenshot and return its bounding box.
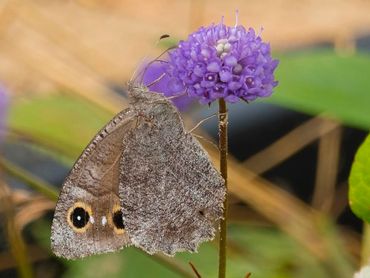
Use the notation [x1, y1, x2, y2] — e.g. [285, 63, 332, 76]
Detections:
[270, 50, 370, 129]
[349, 135, 370, 222]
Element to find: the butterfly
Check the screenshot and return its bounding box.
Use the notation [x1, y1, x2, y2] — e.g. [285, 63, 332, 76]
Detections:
[51, 84, 225, 259]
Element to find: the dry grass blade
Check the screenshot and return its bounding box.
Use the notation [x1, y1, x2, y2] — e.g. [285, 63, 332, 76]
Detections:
[0, 189, 40, 215]
[8, 189, 31, 208]
[204, 143, 327, 259]
[14, 0, 123, 80]
[0, 29, 126, 114]
[15, 196, 55, 231]
[331, 182, 349, 219]
[0, 245, 49, 272]
[243, 116, 340, 175]
[311, 126, 342, 212]
[0, 180, 33, 278]
[228, 203, 268, 224]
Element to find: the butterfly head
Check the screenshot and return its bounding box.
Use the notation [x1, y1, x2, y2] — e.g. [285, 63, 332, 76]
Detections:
[127, 82, 168, 103]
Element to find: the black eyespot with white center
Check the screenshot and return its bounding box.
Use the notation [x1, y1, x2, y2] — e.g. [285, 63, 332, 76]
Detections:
[113, 210, 125, 230]
[70, 207, 90, 229]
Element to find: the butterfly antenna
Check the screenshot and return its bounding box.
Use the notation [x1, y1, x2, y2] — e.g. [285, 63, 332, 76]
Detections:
[129, 34, 169, 85]
[188, 114, 217, 134]
[188, 112, 227, 134]
[145, 72, 167, 88]
[131, 34, 176, 85]
[138, 45, 177, 85]
[165, 92, 187, 100]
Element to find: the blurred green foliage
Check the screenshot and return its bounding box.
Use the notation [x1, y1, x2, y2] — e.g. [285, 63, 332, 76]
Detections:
[271, 50, 370, 129]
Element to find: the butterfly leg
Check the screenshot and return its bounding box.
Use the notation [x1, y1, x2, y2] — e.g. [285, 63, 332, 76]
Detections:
[135, 111, 158, 129]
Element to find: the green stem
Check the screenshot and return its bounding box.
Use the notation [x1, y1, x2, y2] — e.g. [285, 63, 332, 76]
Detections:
[0, 157, 58, 201]
[218, 98, 228, 278]
[361, 222, 370, 266]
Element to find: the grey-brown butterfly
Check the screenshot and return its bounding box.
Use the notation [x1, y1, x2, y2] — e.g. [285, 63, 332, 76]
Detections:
[51, 84, 225, 259]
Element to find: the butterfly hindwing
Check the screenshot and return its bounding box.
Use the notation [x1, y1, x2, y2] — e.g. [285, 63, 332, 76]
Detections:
[119, 87, 225, 255]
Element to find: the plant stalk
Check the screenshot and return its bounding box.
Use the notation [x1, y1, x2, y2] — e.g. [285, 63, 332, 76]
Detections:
[218, 98, 228, 278]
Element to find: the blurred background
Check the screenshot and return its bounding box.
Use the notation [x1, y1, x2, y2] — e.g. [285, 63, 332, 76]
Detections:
[0, 0, 370, 277]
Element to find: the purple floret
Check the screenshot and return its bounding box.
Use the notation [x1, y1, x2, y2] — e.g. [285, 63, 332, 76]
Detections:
[167, 22, 279, 104]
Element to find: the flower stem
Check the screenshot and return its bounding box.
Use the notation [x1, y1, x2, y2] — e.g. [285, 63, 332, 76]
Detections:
[218, 98, 228, 278]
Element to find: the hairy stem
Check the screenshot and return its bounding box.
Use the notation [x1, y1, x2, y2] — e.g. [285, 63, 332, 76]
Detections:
[218, 98, 228, 278]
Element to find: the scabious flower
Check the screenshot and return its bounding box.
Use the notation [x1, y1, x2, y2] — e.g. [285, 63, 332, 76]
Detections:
[142, 62, 194, 111]
[166, 19, 279, 104]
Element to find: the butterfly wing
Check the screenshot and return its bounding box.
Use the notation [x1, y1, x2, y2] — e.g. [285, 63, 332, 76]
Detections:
[51, 108, 135, 259]
[119, 90, 225, 255]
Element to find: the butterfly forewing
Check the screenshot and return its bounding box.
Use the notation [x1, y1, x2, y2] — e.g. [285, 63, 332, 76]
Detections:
[51, 108, 134, 259]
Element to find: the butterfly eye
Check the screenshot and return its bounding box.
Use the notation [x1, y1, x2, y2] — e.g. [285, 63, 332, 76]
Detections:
[67, 202, 92, 232]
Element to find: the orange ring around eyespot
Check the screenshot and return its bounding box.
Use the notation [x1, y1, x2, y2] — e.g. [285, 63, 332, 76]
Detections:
[108, 204, 125, 235]
[66, 201, 93, 233]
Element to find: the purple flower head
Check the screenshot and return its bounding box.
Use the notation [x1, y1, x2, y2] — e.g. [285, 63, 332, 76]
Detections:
[141, 62, 194, 111]
[167, 19, 279, 104]
[0, 84, 8, 143]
